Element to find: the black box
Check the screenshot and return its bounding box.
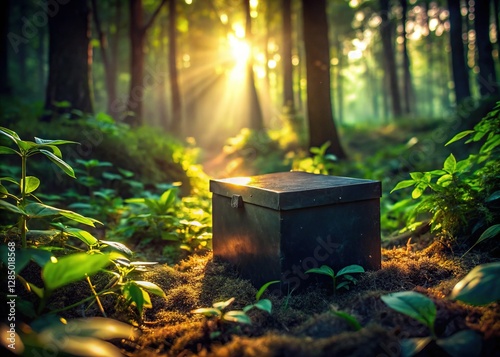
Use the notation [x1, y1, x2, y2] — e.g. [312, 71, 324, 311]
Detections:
[210, 171, 381, 290]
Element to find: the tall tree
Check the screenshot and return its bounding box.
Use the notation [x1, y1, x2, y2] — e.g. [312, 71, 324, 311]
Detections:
[447, 0, 471, 104]
[169, 0, 182, 135]
[379, 0, 402, 118]
[45, 0, 93, 117]
[0, 0, 10, 95]
[244, 0, 264, 131]
[126, 0, 167, 126]
[400, 0, 414, 114]
[282, 0, 294, 112]
[301, 0, 346, 158]
[474, 0, 498, 97]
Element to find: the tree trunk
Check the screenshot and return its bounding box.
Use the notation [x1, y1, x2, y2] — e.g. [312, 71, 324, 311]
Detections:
[169, 0, 182, 135]
[91, 0, 118, 118]
[282, 0, 294, 112]
[474, 0, 499, 97]
[45, 0, 93, 118]
[126, 0, 167, 126]
[379, 0, 402, 118]
[301, 0, 346, 158]
[109, 0, 121, 118]
[335, 33, 344, 125]
[494, 0, 500, 54]
[244, 0, 264, 131]
[447, 0, 471, 104]
[0, 0, 10, 95]
[400, 0, 414, 115]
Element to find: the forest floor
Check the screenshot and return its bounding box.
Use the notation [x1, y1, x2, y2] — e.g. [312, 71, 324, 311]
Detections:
[109, 232, 500, 357]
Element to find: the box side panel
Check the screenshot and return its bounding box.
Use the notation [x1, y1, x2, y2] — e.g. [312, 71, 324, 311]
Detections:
[280, 199, 381, 292]
[212, 194, 282, 287]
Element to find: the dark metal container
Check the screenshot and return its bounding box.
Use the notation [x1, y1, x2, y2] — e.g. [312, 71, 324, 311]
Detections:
[210, 171, 381, 290]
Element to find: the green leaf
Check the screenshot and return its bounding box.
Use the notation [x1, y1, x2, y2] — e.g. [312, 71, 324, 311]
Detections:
[390, 180, 415, 193]
[409, 172, 423, 181]
[256, 280, 280, 301]
[443, 154, 457, 173]
[336, 264, 365, 277]
[253, 299, 272, 314]
[42, 252, 111, 292]
[122, 282, 146, 315]
[12, 248, 54, 273]
[474, 224, 500, 245]
[223, 310, 251, 324]
[22, 176, 40, 194]
[134, 281, 167, 298]
[401, 337, 432, 357]
[0, 126, 21, 144]
[191, 307, 222, 317]
[305, 265, 335, 278]
[64, 227, 98, 246]
[213, 297, 235, 310]
[0, 146, 19, 155]
[331, 310, 362, 331]
[39, 149, 76, 178]
[0, 200, 26, 215]
[436, 330, 482, 357]
[25, 202, 60, 217]
[336, 281, 350, 290]
[436, 174, 453, 187]
[411, 182, 427, 199]
[445, 130, 474, 146]
[485, 191, 500, 203]
[59, 209, 102, 227]
[381, 291, 436, 331]
[450, 262, 500, 306]
[100, 240, 133, 256]
[34, 137, 79, 146]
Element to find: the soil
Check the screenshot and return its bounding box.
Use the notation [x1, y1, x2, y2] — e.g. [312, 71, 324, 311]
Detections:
[103, 232, 499, 357]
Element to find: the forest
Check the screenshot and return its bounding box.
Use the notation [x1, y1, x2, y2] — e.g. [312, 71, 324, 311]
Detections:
[0, 0, 499, 356]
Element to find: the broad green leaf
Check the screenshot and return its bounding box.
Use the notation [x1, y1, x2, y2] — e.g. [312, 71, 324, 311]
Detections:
[443, 154, 457, 173]
[390, 180, 415, 193]
[64, 227, 98, 246]
[474, 224, 500, 245]
[100, 240, 133, 256]
[256, 280, 280, 301]
[485, 191, 500, 203]
[480, 135, 500, 154]
[0, 146, 19, 155]
[445, 130, 474, 146]
[381, 291, 436, 331]
[11, 248, 54, 273]
[336, 281, 350, 290]
[42, 252, 111, 291]
[0, 177, 19, 185]
[191, 307, 222, 317]
[409, 172, 423, 181]
[436, 330, 482, 357]
[337, 264, 365, 277]
[455, 160, 470, 173]
[428, 169, 447, 176]
[450, 262, 500, 306]
[40, 317, 137, 340]
[253, 299, 272, 314]
[34, 137, 78, 146]
[436, 174, 453, 187]
[213, 297, 235, 310]
[331, 311, 362, 331]
[122, 282, 146, 315]
[25, 202, 60, 217]
[401, 337, 432, 357]
[411, 182, 427, 199]
[59, 210, 102, 227]
[39, 149, 76, 178]
[223, 311, 251, 324]
[305, 265, 335, 278]
[0, 126, 21, 143]
[0, 200, 26, 215]
[22, 176, 40, 194]
[134, 281, 167, 298]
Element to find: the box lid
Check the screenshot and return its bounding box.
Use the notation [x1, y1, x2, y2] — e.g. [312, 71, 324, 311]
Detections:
[209, 171, 381, 210]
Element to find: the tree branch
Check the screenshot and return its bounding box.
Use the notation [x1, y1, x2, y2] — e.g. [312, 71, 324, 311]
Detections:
[144, 0, 168, 31]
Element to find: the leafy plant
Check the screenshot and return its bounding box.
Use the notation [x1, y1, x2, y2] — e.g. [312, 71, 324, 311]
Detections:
[305, 264, 365, 294]
[381, 291, 482, 357]
[291, 141, 337, 175]
[390, 104, 500, 239]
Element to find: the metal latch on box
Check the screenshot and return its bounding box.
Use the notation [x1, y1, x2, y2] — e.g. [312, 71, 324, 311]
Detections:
[231, 194, 243, 208]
